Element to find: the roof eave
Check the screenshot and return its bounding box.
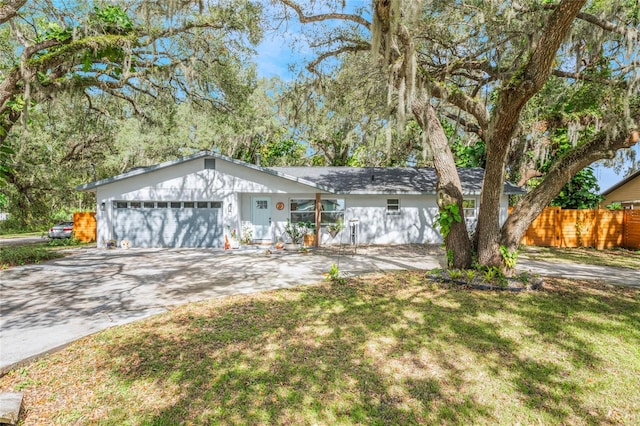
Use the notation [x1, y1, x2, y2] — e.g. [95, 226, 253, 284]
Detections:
[601, 169, 640, 196]
[333, 189, 522, 196]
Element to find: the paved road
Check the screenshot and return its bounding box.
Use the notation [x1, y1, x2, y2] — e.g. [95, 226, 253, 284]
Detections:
[0, 247, 438, 374]
[0, 236, 47, 247]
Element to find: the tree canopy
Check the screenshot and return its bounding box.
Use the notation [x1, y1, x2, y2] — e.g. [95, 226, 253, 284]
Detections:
[550, 167, 604, 210]
[1, 0, 261, 153]
[0, 0, 265, 226]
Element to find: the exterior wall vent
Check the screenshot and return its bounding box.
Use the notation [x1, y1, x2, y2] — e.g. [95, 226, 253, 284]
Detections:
[204, 158, 216, 170]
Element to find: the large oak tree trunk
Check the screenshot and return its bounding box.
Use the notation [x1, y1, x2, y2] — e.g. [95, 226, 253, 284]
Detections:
[475, 141, 510, 266]
[413, 94, 472, 269]
[475, 0, 587, 267]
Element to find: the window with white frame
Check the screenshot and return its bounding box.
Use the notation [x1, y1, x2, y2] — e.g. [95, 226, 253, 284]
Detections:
[290, 199, 346, 224]
[387, 198, 400, 214]
[463, 199, 477, 218]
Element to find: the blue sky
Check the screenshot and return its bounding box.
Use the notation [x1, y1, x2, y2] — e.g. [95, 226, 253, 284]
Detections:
[594, 157, 638, 194]
[255, 29, 307, 79]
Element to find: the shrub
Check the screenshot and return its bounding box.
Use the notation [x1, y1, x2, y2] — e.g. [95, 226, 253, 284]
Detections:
[47, 236, 83, 247]
[326, 263, 345, 284]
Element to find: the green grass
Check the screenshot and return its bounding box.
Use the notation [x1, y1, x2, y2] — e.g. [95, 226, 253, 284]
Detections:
[0, 244, 65, 269]
[521, 246, 640, 269]
[1, 273, 638, 425]
[0, 238, 89, 269]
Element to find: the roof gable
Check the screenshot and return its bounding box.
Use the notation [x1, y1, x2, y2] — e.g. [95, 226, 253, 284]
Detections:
[75, 151, 331, 193]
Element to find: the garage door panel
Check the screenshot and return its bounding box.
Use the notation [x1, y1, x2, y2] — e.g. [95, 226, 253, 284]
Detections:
[114, 209, 162, 248]
[114, 206, 222, 248]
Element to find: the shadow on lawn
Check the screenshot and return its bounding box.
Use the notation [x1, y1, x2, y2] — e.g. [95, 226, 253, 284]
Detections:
[95, 274, 639, 425]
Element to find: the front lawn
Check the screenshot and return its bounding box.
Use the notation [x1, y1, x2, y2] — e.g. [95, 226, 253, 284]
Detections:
[1, 273, 638, 425]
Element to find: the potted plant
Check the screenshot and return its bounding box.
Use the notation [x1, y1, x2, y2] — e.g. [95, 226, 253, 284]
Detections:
[240, 225, 253, 246]
[326, 219, 344, 238]
[284, 220, 305, 250]
[302, 221, 317, 247]
[227, 226, 240, 249]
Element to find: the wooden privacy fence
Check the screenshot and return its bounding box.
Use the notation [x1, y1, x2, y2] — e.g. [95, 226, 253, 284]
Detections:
[518, 207, 640, 250]
[73, 211, 96, 243]
[624, 210, 640, 250]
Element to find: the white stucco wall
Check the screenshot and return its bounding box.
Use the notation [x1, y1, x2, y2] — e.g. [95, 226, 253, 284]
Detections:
[340, 195, 440, 244]
[239, 193, 509, 246]
[91, 155, 511, 247]
[94, 157, 326, 247]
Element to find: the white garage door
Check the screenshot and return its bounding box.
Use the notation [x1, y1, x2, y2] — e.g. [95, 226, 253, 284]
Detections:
[113, 201, 223, 248]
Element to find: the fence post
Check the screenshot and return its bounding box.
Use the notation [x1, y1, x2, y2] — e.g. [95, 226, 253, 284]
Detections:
[554, 207, 561, 247]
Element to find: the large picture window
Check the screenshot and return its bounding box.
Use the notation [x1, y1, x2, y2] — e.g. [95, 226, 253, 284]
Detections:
[290, 199, 315, 224]
[290, 199, 345, 224]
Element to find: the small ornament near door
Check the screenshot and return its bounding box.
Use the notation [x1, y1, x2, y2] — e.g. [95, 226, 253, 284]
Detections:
[276, 202, 284, 210]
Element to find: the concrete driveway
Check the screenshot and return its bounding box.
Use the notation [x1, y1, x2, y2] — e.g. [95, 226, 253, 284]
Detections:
[0, 247, 439, 374]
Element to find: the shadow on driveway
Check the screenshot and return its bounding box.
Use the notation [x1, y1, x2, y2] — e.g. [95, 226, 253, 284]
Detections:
[2, 245, 635, 374]
[0, 247, 439, 374]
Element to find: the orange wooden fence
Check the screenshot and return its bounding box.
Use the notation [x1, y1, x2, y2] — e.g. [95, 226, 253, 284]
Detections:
[73, 211, 96, 243]
[518, 207, 640, 250]
[623, 210, 640, 250]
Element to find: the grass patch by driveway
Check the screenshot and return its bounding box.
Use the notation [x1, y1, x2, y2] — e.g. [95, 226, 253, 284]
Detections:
[521, 246, 640, 270]
[0, 244, 64, 269]
[0, 239, 91, 269]
[1, 273, 638, 425]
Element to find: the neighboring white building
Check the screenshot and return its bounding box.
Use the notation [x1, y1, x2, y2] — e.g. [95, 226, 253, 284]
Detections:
[76, 151, 523, 248]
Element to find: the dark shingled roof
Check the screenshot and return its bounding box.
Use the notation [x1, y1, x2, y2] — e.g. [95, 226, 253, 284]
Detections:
[272, 166, 523, 195]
